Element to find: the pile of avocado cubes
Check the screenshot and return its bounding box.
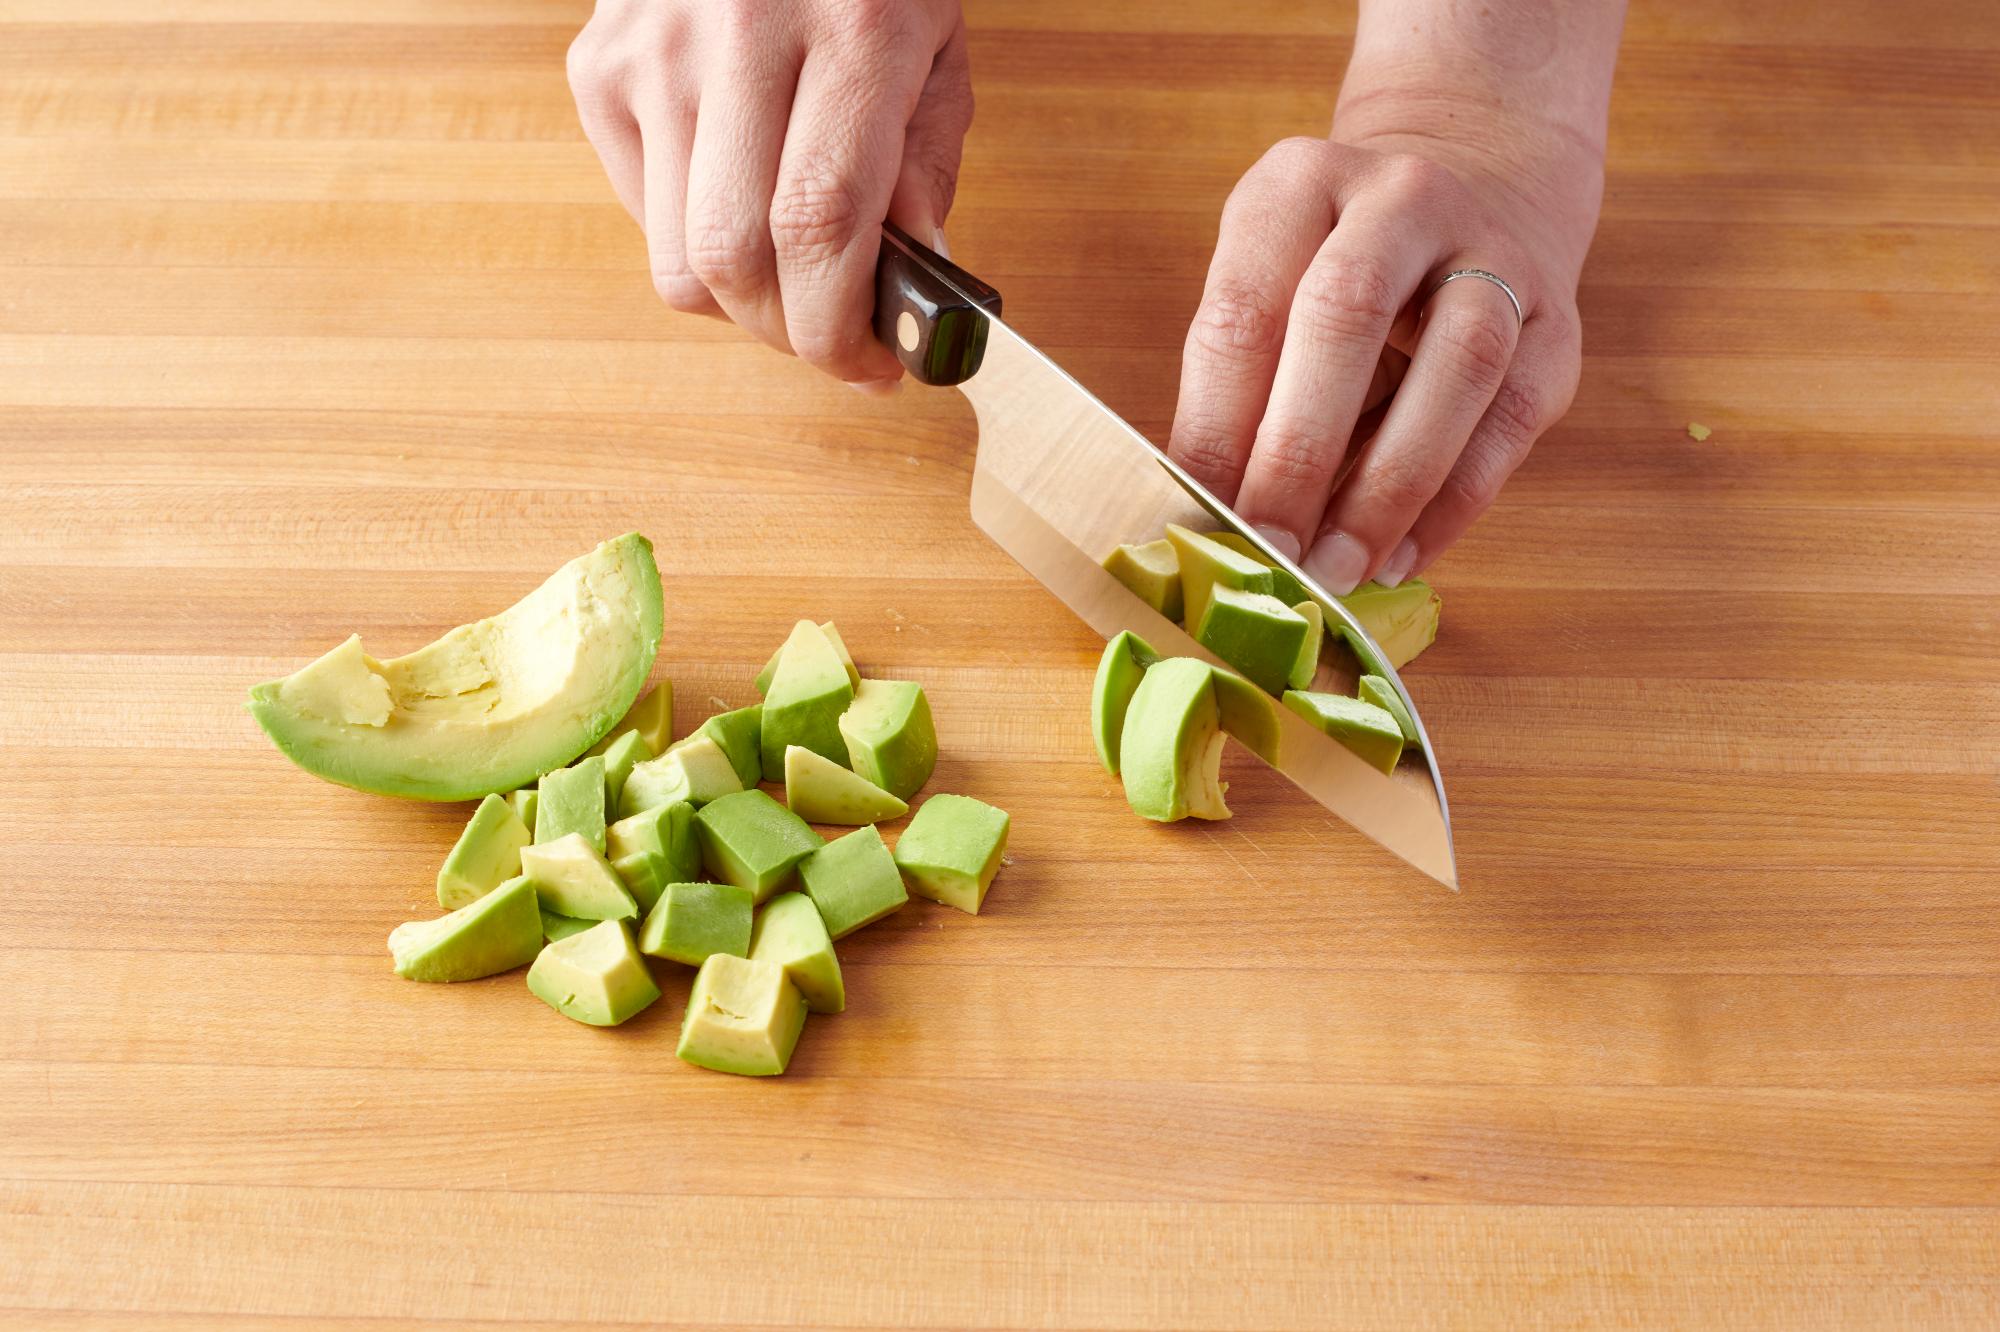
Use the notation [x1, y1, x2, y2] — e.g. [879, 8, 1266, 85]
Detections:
[386, 620, 1010, 1077]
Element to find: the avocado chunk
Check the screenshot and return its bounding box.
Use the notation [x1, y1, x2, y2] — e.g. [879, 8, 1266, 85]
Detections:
[389, 874, 543, 982]
[1090, 630, 1160, 776]
[1288, 600, 1324, 691]
[435, 793, 532, 909]
[892, 793, 1009, 916]
[784, 745, 908, 824]
[606, 801, 699, 913]
[678, 703, 763, 788]
[755, 621, 860, 695]
[507, 786, 538, 831]
[535, 756, 607, 853]
[1337, 580, 1441, 671]
[1119, 657, 1229, 822]
[1207, 530, 1310, 606]
[1209, 666, 1281, 765]
[1193, 585, 1312, 696]
[638, 881, 754, 966]
[1357, 673, 1420, 747]
[1164, 524, 1274, 636]
[599, 729, 653, 815]
[592, 680, 672, 756]
[749, 891, 845, 1013]
[760, 620, 856, 774]
[526, 919, 660, 1027]
[1281, 690, 1405, 774]
[247, 533, 663, 801]
[837, 679, 937, 801]
[1101, 539, 1184, 622]
[519, 833, 638, 921]
[677, 953, 807, 1076]
[694, 789, 822, 903]
[618, 735, 742, 818]
[540, 908, 594, 943]
[798, 824, 908, 939]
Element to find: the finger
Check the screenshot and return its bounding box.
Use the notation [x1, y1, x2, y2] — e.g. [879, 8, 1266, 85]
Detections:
[886, 18, 974, 248]
[575, 97, 645, 225]
[1399, 314, 1580, 578]
[637, 95, 717, 318]
[1231, 205, 1442, 559]
[1306, 273, 1524, 592]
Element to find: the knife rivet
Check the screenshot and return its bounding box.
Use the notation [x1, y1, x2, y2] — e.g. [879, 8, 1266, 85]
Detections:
[896, 310, 919, 352]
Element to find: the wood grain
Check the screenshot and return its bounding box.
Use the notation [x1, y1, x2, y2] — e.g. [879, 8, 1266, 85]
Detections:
[3, 0, 1998, 1326]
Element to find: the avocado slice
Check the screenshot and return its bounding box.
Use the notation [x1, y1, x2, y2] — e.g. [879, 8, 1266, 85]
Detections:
[1101, 539, 1184, 622]
[1209, 666, 1281, 765]
[247, 533, 663, 801]
[435, 793, 532, 909]
[694, 789, 822, 904]
[1163, 524, 1274, 636]
[1357, 673, 1420, 748]
[591, 680, 673, 756]
[599, 729, 653, 815]
[1090, 630, 1160, 776]
[1119, 657, 1229, 822]
[526, 919, 660, 1027]
[1281, 690, 1405, 774]
[1288, 600, 1324, 691]
[837, 679, 936, 801]
[760, 620, 856, 774]
[1337, 580, 1441, 671]
[754, 621, 860, 695]
[892, 793, 1009, 916]
[1193, 585, 1312, 696]
[797, 824, 908, 939]
[677, 953, 807, 1075]
[1207, 530, 1310, 606]
[784, 745, 908, 825]
[637, 881, 754, 966]
[535, 756, 607, 853]
[389, 874, 543, 982]
[606, 801, 699, 913]
[678, 703, 763, 788]
[507, 786, 538, 831]
[540, 908, 594, 943]
[519, 833, 638, 921]
[749, 891, 844, 1014]
[618, 735, 742, 818]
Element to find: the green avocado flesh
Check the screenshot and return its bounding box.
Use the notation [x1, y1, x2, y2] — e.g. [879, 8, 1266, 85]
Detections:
[619, 736, 742, 818]
[592, 681, 672, 757]
[1090, 631, 1160, 776]
[1194, 585, 1311, 697]
[798, 824, 908, 939]
[599, 730, 653, 816]
[749, 891, 844, 1013]
[695, 789, 822, 904]
[1337, 580, 1441, 671]
[606, 801, 699, 913]
[681, 704, 764, 788]
[1164, 524, 1274, 637]
[1210, 667, 1281, 766]
[1281, 690, 1405, 774]
[1289, 600, 1324, 690]
[1102, 539, 1183, 622]
[508, 787, 538, 830]
[838, 679, 936, 801]
[755, 621, 859, 695]
[638, 881, 753, 967]
[760, 620, 856, 774]
[1358, 674, 1419, 747]
[785, 745, 907, 824]
[535, 755, 607, 853]
[677, 953, 807, 1076]
[1207, 531, 1310, 607]
[540, 908, 594, 943]
[526, 919, 660, 1027]
[390, 875, 543, 982]
[893, 793, 1009, 916]
[247, 533, 663, 801]
[520, 833, 638, 921]
[1119, 657, 1229, 822]
[435, 793, 531, 909]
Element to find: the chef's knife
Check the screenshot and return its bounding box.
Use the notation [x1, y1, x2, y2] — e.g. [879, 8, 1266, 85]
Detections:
[873, 223, 1457, 888]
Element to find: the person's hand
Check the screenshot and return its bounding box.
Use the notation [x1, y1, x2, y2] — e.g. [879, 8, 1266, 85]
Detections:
[567, 0, 972, 393]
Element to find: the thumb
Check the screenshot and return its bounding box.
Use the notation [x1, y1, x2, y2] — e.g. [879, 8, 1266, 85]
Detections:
[886, 19, 973, 254]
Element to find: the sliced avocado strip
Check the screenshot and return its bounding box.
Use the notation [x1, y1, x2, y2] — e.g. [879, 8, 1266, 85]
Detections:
[679, 703, 763, 788]
[435, 793, 532, 909]
[247, 533, 663, 801]
[619, 735, 742, 818]
[1119, 657, 1229, 822]
[1101, 539, 1184, 622]
[1090, 630, 1160, 776]
[1164, 524, 1275, 635]
[535, 755, 607, 853]
[1193, 585, 1311, 696]
[599, 729, 653, 815]
[540, 908, 594, 943]
[784, 745, 907, 825]
[755, 620, 859, 695]
[677, 953, 807, 1075]
[1357, 673, 1420, 748]
[507, 786, 538, 831]
[759, 620, 856, 774]
[1288, 600, 1324, 691]
[389, 875, 543, 982]
[694, 789, 823, 904]
[526, 919, 660, 1027]
[837, 679, 936, 801]
[892, 793, 1009, 916]
[519, 832, 638, 921]
[1209, 667, 1281, 766]
[1281, 690, 1405, 774]
[1207, 530, 1310, 606]
[638, 881, 754, 967]
[1337, 580, 1441, 671]
[798, 824, 908, 939]
[749, 891, 844, 1014]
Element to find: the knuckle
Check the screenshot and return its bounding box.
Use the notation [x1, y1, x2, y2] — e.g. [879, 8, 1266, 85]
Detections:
[1187, 279, 1285, 362]
[1295, 253, 1400, 341]
[1429, 307, 1514, 388]
[769, 160, 865, 262]
[684, 212, 767, 293]
[1437, 441, 1512, 517]
[1370, 456, 1444, 515]
[651, 268, 713, 314]
[1251, 418, 1341, 489]
[1169, 431, 1250, 494]
[1260, 135, 1330, 178]
[1379, 152, 1455, 204]
[1485, 376, 1548, 447]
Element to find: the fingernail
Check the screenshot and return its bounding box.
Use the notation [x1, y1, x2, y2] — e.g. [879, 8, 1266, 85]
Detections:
[1249, 523, 1300, 562]
[1375, 537, 1419, 588]
[848, 378, 902, 398]
[1303, 531, 1371, 595]
[931, 227, 951, 259]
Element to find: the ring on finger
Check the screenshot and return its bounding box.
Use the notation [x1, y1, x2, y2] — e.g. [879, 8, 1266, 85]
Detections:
[1428, 268, 1523, 328]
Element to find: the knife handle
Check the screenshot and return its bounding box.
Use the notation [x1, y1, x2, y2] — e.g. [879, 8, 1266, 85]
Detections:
[874, 222, 1002, 387]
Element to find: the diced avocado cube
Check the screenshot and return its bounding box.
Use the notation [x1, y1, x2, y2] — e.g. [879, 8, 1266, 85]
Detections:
[1207, 530, 1310, 606]
[526, 919, 660, 1027]
[540, 908, 594, 943]
[695, 789, 822, 903]
[619, 735, 742, 818]
[892, 793, 1009, 915]
[798, 824, 908, 939]
[638, 881, 754, 966]
[390, 874, 542, 982]
[1120, 657, 1229, 822]
[677, 953, 806, 1075]
[1337, 580, 1441, 671]
[785, 744, 908, 824]
[1102, 538, 1184, 621]
[1288, 599, 1324, 691]
[1281, 690, 1405, 774]
[1090, 630, 1161, 776]
[755, 620, 859, 695]
[508, 786, 538, 831]
[590, 680, 673, 757]
[599, 729, 653, 814]
[519, 832, 638, 920]
[606, 801, 699, 912]
[1210, 666, 1281, 765]
[435, 793, 532, 909]
[749, 891, 844, 1014]
[1164, 524, 1275, 636]
[535, 756, 607, 852]
[837, 679, 936, 801]
[1357, 673, 1420, 747]
[1194, 585, 1312, 697]
[680, 703, 763, 788]
[760, 620, 856, 774]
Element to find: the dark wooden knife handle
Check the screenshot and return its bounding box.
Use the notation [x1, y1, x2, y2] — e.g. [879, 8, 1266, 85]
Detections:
[874, 222, 1002, 387]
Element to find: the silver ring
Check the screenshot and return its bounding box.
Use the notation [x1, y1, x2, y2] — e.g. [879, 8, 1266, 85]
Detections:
[1430, 268, 1523, 328]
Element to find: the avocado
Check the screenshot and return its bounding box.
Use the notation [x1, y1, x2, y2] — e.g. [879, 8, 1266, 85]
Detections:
[1281, 690, 1405, 774]
[891, 794, 1009, 916]
[1209, 666, 1281, 765]
[389, 874, 543, 982]
[1119, 657, 1229, 822]
[1288, 600, 1324, 691]
[592, 680, 673, 756]
[535, 756, 607, 853]
[797, 824, 908, 939]
[247, 533, 663, 801]
[679, 703, 763, 787]
[1207, 530, 1310, 606]
[1193, 585, 1311, 696]
[599, 730, 653, 815]
[1090, 630, 1160, 776]
[837, 679, 936, 801]
[1101, 539, 1184, 621]
[519, 833, 638, 921]
[755, 621, 859, 695]
[507, 786, 538, 831]
[694, 789, 822, 903]
[605, 801, 699, 912]
[1337, 580, 1441, 671]
[1163, 524, 1274, 636]
[676, 953, 807, 1076]
[749, 891, 845, 1013]
[638, 881, 754, 966]
[784, 745, 907, 824]
[526, 919, 660, 1027]
[760, 620, 856, 774]
[435, 793, 532, 909]
[1357, 673, 1420, 747]
[540, 908, 594, 943]
[618, 735, 742, 818]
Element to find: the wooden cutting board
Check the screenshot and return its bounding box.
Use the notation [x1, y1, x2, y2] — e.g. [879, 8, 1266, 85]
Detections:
[3, 1, 1997, 1326]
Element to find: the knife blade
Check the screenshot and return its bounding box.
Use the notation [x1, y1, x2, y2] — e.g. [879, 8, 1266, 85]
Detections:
[874, 225, 1457, 888]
